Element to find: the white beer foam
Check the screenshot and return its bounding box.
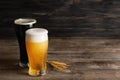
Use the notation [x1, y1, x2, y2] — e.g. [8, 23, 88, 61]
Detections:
[26, 28, 48, 42]
[14, 18, 37, 26]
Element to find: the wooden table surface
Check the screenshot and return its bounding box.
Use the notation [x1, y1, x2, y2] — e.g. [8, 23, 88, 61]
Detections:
[1, 37, 120, 80]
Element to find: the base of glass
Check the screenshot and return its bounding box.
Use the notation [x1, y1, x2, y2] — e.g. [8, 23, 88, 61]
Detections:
[28, 70, 40, 76]
[40, 70, 46, 76]
[19, 62, 29, 68]
[28, 69, 46, 76]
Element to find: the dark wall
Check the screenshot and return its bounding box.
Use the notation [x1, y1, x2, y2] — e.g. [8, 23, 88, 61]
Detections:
[0, 0, 120, 38]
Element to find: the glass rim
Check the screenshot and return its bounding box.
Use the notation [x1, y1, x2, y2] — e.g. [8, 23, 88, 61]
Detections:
[14, 18, 37, 26]
[26, 28, 48, 35]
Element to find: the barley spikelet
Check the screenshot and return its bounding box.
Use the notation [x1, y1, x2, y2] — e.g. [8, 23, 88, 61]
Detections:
[47, 61, 71, 73]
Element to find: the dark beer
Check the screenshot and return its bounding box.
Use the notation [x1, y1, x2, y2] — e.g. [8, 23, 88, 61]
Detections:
[14, 18, 36, 68]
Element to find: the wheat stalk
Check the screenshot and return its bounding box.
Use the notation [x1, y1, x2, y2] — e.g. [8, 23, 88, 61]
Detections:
[47, 61, 71, 73]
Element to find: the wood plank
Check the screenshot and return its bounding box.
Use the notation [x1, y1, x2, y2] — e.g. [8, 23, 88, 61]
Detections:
[1, 69, 120, 80]
[1, 37, 120, 80]
[0, 0, 119, 37]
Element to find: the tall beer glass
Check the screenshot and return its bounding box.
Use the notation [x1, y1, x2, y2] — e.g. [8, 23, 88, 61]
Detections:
[25, 28, 48, 76]
[14, 18, 36, 68]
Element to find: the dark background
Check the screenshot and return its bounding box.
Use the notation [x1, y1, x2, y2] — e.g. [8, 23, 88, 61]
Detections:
[0, 0, 119, 38]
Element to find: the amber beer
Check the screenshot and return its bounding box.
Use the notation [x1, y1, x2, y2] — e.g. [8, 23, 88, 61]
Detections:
[25, 28, 48, 76]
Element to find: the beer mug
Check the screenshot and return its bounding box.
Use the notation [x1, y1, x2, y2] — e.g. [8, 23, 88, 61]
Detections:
[14, 18, 37, 68]
[25, 28, 48, 76]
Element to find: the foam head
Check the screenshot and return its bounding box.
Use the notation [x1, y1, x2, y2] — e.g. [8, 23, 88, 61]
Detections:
[26, 28, 48, 42]
[14, 18, 37, 26]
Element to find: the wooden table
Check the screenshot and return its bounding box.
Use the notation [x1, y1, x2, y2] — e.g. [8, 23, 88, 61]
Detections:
[0, 37, 120, 80]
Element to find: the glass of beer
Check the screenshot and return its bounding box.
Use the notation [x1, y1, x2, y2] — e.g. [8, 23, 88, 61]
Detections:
[14, 18, 37, 68]
[25, 28, 48, 76]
